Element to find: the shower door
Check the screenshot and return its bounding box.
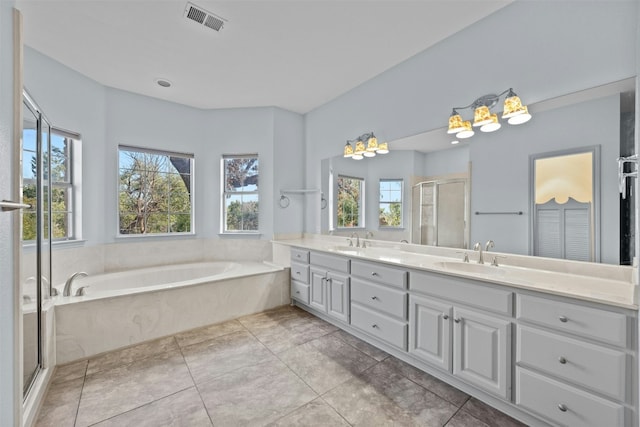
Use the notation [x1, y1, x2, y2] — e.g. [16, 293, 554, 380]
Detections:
[21, 92, 52, 396]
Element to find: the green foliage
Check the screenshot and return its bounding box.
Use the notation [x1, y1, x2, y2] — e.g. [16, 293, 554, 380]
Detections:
[337, 177, 362, 228]
[224, 157, 259, 232]
[226, 200, 259, 231]
[379, 202, 402, 227]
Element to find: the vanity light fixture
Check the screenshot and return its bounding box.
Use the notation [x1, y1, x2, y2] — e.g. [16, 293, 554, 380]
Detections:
[343, 132, 389, 160]
[447, 88, 532, 142]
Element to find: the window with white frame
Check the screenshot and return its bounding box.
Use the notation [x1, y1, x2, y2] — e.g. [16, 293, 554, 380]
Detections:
[337, 175, 364, 228]
[379, 179, 403, 227]
[222, 154, 259, 232]
[22, 128, 80, 241]
[118, 146, 194, 235]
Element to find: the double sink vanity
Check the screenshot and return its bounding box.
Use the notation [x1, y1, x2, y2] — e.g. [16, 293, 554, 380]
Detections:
[273, 235, 638, 427]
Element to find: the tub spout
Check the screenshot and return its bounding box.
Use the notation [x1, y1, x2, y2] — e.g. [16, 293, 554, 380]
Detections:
[64, 272, 88, 297]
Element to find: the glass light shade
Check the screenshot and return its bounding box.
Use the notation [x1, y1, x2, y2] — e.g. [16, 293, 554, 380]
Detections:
[507, 106, 532, 125]
[456, 121, 474, 139]
[480, 114, 501, 132]
[363, 151, 376, 157]
[343, 142, 354, 158]
[502, 95, 525, 118]
[473, 106, 493, 127]
[354, 140, 366, 155]
[447, 113, 466, 134]
[451, 140, 460, 145]
[366, 135, 378, 152]
[352, 153, 364, 160]
[376, 142, 389, 154]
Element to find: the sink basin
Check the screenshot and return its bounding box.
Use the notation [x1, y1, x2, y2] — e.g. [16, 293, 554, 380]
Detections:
[434, 261, 507, 277]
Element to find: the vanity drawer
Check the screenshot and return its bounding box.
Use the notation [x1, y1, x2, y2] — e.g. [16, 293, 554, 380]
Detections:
[517, 294, 628, 347]
[351, 260, 407, 289]
[310, 252, 350, 273]
[290, 262, 309, 284]
[410, 270, 513, 316]
[517, 326, 627, 401]
[516, 368, 625, 427]
[351, 278, 407, 320]
[351, 303, 407, 350]
[291, 280, 310, 305]
[291, 248, 310, 263]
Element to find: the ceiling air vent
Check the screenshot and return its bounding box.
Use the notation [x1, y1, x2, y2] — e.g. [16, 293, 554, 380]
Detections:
[184, 2, 226, 32]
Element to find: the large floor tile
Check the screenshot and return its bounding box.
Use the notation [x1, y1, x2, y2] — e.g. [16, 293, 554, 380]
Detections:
[92, 387, 212, 427]
[174, 319, 246, 348]
[75, 350, 194, 427]
[268, 398, 350, 427]
[324, 361, 458, 426]
[181, 329, 276, 385]
[51, 359, 87, 384]
[35, 377, 84, 427]
[198, 359, 317, 426]
[460, 398, 527, 427]
[445, 410, 490, 427]
[278, 333, 378, 394]
[331, 329, 389, 361]
[86, 336, 179, 375]
[383, 356, 469, 407]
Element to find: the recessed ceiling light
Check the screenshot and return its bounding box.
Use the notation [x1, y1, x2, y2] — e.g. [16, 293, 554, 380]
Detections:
[155, 78, 172, 88]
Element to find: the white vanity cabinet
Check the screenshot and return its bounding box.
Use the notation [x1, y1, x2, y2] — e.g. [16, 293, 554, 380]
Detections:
[514, 294, 633, 427]
[349, 260, 408, 350]
[290, 248, 310, 305]
[409, 270, 513, 400]
[308, 251, 350, 323]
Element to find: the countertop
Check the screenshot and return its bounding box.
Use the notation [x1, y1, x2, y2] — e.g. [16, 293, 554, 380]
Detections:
[273, 236, 638, 311]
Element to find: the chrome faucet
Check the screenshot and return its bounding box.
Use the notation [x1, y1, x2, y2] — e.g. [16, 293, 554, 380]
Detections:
[350, 232, 360, 248]
[64, 272, 88, 297]
[485, 240, 495, 252]
[473, 242, 484, 264]
[362, 231, 374, 248]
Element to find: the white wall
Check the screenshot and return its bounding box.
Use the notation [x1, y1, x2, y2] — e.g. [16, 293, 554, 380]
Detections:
[422, 146, 470, 178]
[304, 1, 638, 265]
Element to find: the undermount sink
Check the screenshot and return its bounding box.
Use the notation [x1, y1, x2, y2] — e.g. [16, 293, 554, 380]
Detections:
[434, 261, 507, 277]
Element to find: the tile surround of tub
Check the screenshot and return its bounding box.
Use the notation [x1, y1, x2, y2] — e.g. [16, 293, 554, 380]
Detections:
[55, 270, 289, 363]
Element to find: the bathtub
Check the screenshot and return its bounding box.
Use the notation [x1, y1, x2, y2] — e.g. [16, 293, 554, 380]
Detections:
[54, 261, 289, 363]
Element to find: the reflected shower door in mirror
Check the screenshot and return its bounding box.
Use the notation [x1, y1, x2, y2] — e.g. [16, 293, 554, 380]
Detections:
[411, 176, 469, 248]
[531, 147, 599, 262]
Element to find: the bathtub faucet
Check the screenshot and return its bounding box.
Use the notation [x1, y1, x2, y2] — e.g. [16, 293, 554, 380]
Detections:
[64, 272, 88, 297]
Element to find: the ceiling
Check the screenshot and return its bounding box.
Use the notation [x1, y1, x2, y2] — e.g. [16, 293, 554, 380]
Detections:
[16, 0, 511, 114]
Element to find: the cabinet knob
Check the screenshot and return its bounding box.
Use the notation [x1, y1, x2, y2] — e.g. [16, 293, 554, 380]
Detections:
[558, 403, 568, 412]
[559, 315, 568, 323]
[371, 296, 378, 300]
[454, 318, 461, 323]
[295, 271, 300, 275]
[558, 356, 567, 364]
[372, 324, 379, 329]
[371, 272, 379, 276]
[295, 291, 300, 294]
[443, 314, 449, 320]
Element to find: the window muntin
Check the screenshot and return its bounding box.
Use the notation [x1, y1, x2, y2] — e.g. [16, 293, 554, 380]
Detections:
[222, 155, 259, 232]
[118, 146, 194, 235]
[379, 179, 403, 227]
[337, 175, 364, 228]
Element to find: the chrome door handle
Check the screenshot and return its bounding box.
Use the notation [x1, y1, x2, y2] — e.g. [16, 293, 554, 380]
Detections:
[454, 318, 461, 323]
[0, 200, 31, 211]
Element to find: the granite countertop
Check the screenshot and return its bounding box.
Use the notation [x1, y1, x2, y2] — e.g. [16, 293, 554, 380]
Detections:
[273, 236, 638, 310]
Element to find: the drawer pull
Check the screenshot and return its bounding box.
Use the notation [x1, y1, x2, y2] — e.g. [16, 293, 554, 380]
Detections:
[558, 403, 568, 412]
[372, 324, 379, 329]
[443, 314, 449, 320]
[296, 254, 301, 258]
[371, 272, 379, 276]
[295, 291, 300, 294]
[295, 271, 300, 275]
[371, 296, 378, 300]
[454, 318, 461, 323]
[558, 356, 567, 364]
[559, 315, 568, 323]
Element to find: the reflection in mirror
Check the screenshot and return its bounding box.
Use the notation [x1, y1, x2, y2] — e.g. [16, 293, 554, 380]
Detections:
[531, 147, 598, 262]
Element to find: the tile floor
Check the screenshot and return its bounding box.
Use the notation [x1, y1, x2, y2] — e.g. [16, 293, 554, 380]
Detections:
[35, 305, 527, 427]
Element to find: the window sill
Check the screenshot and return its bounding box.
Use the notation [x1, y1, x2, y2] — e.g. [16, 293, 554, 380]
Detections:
[115, 232, 197, 240]
[218, 232, 262, 238]
[22, 239, 87, 251]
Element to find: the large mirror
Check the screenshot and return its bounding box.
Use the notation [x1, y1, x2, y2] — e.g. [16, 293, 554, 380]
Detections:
[321, 80, 636, 265]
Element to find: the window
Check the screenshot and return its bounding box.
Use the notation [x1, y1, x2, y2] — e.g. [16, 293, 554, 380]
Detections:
[222, 155, 259, 232]
[337, 175, 364, 228]
[379, 179, 403, 227]
[22, 127, 80, 241]
[118, 146, 193, 235]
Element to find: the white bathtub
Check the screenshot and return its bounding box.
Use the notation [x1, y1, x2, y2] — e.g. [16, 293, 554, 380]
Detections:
[54, 261, 289, 363]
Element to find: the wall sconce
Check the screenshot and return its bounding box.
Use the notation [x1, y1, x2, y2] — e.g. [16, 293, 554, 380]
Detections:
[447, 88, 532, 144]
[343, 132, 389, 160]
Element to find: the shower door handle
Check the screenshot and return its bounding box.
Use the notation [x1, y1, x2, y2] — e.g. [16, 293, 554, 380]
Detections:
[0, 200, 31, 212]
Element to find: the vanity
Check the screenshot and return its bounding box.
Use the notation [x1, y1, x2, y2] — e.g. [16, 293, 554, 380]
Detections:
[275, 237, 638, 427]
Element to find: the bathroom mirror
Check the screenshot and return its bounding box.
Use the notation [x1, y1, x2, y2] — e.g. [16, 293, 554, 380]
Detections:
[320, 81, 636, 265]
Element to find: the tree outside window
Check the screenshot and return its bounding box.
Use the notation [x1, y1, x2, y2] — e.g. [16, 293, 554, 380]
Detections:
[379, 179, 403, 227]
[337, 175, 364, 228]
[222, 155, 259, 232]
[118, 146, 193, 235]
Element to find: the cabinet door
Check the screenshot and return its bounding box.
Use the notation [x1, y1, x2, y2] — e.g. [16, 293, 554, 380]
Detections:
[310, 267, 327, 312]
[327, 271, 349, 323]
[409, 295, 452, 372]
[453, 307, 511, 400]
